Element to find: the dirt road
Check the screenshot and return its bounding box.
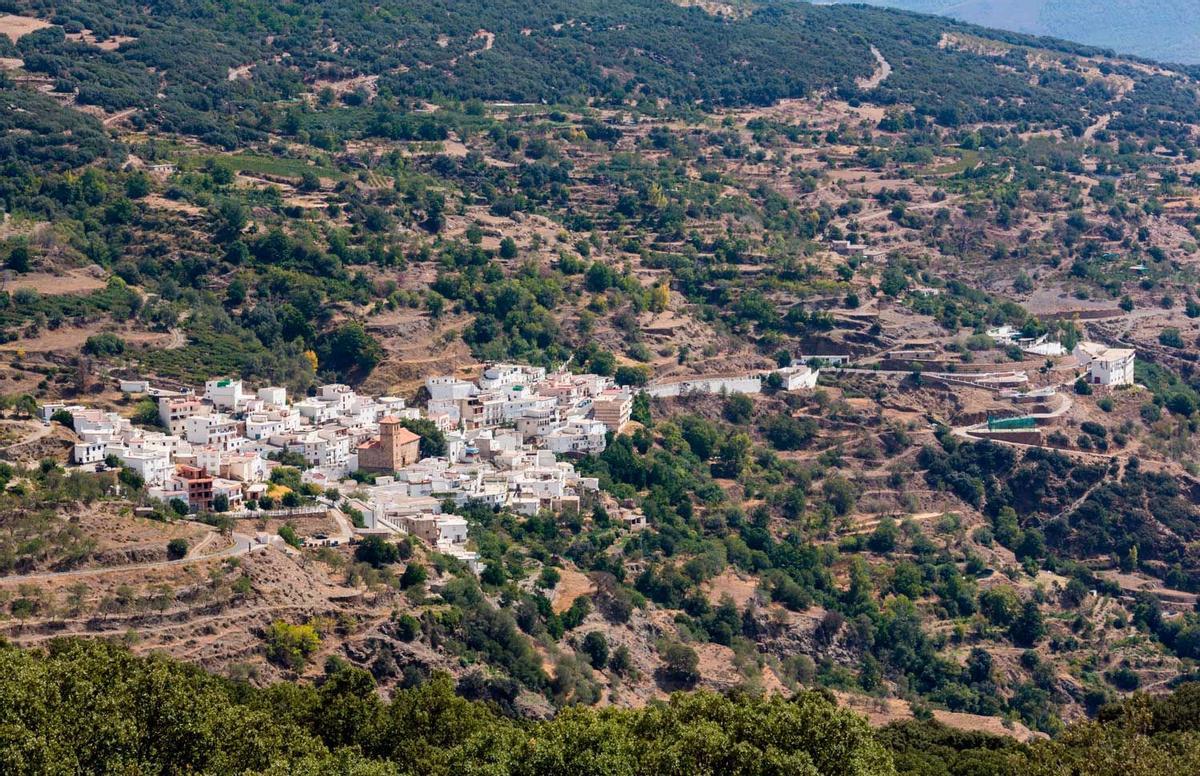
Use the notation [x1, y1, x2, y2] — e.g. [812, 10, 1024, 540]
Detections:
[0, 531, 261, 584]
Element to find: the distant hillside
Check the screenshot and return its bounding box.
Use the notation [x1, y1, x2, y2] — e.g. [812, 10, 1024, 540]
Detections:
[832, 0, 1200, 64]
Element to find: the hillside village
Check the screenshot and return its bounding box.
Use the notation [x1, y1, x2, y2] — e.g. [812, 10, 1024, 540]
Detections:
[40, 361, 827, 570]
[43, 365, 622, 565]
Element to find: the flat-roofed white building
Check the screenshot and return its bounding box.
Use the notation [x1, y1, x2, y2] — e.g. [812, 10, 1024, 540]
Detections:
[74, 441, 107, 464]
[774, 365, 820, 391]
[479, 363, 545, 391]
[204, 378, 245, 410]
[544, 418, 608, 455]
[426, 376, 476, 402]
[185, 414, 241, 452]
[1074, 341, 1135, 386]
[116, 448, 174, 486]
[257, 386, 287, 407]
[294, 397, 339, 425]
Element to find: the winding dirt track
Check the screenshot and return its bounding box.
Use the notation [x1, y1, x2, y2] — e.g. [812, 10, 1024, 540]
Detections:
[856, 45, 892, 90]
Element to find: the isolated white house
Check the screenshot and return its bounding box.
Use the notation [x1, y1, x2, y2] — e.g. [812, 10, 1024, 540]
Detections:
[774, 365, 820, 390]
[1073, 342, 1135, 386]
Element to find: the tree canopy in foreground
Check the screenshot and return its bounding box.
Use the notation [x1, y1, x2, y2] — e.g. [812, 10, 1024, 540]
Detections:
[1, 638, 1199, 775]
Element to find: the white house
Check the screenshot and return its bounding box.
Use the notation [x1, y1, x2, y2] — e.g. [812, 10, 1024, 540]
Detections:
[244, 408, 301, 440]
[774, 365, 820, 390]
[74, 441, 107, 465]
[426, 376, 476, 402]
[1073, 342, 1135, 386]
[185, 414, 241, 452]
[544, 418, 608, 455]
[478, 363, 546, 391]
[159, 396, 208, 435]
[204, 378, 245, 410]
[294, 397, 339, 425]
[116, 448, 174, 486]
[257, 386, 287, 407]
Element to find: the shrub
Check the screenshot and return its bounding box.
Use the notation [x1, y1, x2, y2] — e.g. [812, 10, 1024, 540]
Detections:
[264, 620, 321, 670]
[399, 562, 428, 589]
[278, 524, 302, 548]
[615, 365, 650, 387]
[355, 535, 400, 567]
[581, 631, 609, 670]
[395, 614, 421, 641]
[1159, 328, 1185, 348]
[82, 333, 126, 357]
[118, 468, 144, 490]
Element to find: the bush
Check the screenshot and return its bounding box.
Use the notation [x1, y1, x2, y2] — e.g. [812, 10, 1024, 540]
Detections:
[82, 333, 126, 357]
[400, 562, 428, 589]
[355, 535, 400, 567]
[132, 399, 162, 427]
[118, 467, 144, 490]
[723, 393, 754, 424]
[317, 323, 383, 378]
[581, 631, 609, 670]
[1106, 666, 1141, 691]
[1159, 328, 1185, 348]
[166, 538, 189, 560]
[615, 365, 650, 387]
[761, 413, 818, 450]
[264, 620, 321, 670]
[278, 524, 302, 548]
[395, 614, 421, 641]
[1166, 393, 1197, 416]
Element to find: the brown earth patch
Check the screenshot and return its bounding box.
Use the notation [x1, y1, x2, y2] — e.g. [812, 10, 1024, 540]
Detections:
[552, 568, 595, 614]
[3, 268, 107, 295]
[0, 14, 51, 42]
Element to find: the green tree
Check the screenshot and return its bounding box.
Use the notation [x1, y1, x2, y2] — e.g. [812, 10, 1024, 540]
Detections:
[712, 433, 751, 479]
[6, 241, 31, 273]
[581, 630, 609, 670]
[660, 641, 700, 687]
[355, 535, 400, 568]
[1010, 600, 1047, 647]
[318, 323, 383, 377]
[400, 418, 446, 458]
[278, 524, 302, 548]
[400, 562, 428, 589]
[499, 237, 518, 260]
[723, 393, 754, 424]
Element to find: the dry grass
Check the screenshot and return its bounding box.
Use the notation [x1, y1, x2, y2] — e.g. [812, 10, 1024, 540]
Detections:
[3, 268, 108, 296]
[0, 14, 51, 43]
